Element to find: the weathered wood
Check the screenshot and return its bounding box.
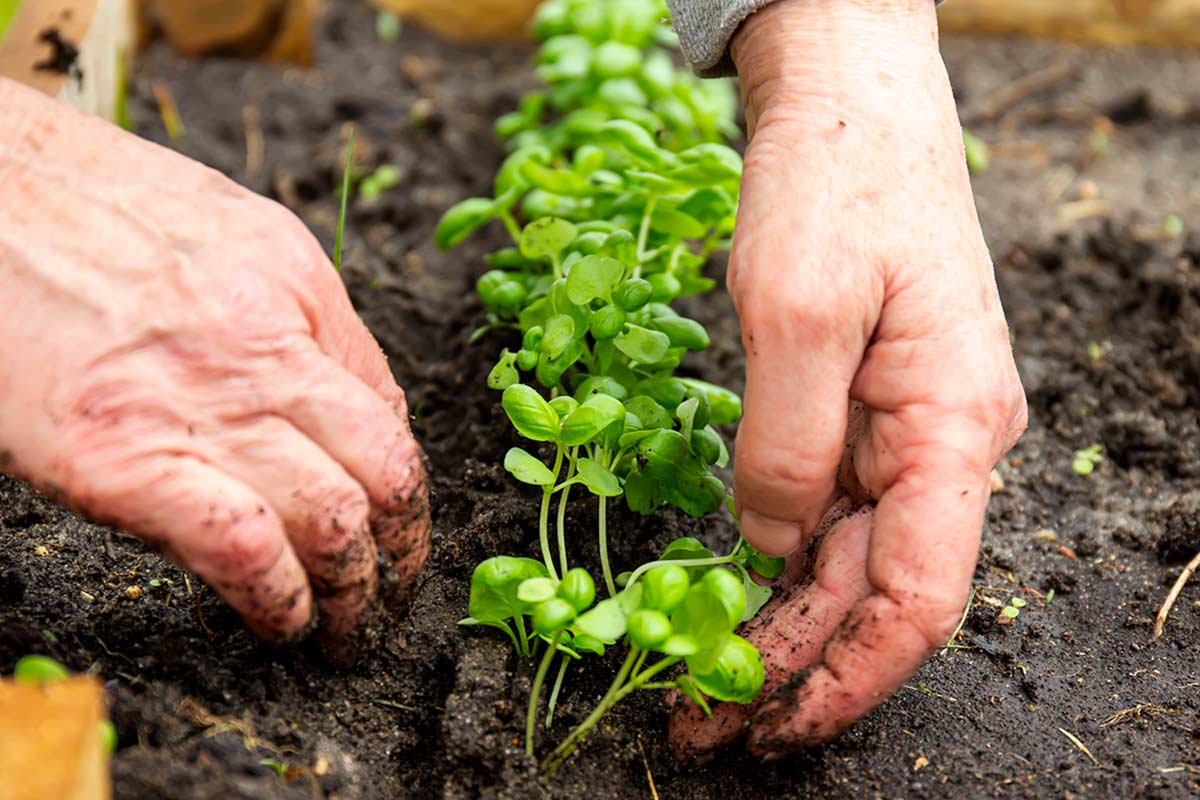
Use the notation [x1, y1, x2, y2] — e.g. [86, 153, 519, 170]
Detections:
[0, 0, 133, 122]
[0, 677, 110, 800]
[938, 0, 1200, 48]
[137, 0, 319, 64]
[371, 0, 543, 42]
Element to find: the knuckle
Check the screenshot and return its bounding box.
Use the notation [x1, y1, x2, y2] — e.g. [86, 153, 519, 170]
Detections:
[736, 444, 837, 508]
[210, 509, 284, 577]
[308, 483, 371, 557]
[378, 430, 425, 511]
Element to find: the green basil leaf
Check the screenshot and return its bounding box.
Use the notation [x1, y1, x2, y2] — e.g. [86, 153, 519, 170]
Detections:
[573, 375, 628, 403]
[540, 314, 577, 359]
[635, 429, 690, 482]
[504, 447, 557, 487]
[650, 316, 711, 351]
[571, 597, 627, 644]
[634, 377, 687, 409]
[576, 457, 622, 497]
[661, 634, 700, 657]
[561, 394, 625, 447]
[521, 162, 591, 196]
[624, 396, 673, 430]
[687, 634, 764, 704]
[624, 470, 662, 514]
[487, 349, 520, 391]
[660, 537, 715, 573]
[566, 254, 625, 305]
[591, 40, 641, 78]
[517, 576, 559, 604]
[677, 378, 742, 425]
[501, 384, 560, 442]
[435, 197, 496, 250]
[747, 547, 786, 581]
[650, 205, 708, 239]
[614, 325, 671, 364]
[468, 556, 549, 622]
[520, 217, 578, 260]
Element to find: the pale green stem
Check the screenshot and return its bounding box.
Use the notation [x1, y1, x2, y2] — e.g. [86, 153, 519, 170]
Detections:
[539, 447, 565, 581]
[541, 651, 680, 776]
[513, 614, 532, 659]
[526, 630, 563, 756]
[633, 195, 658, 275]
[598, 496, 616, 597]
[542, 648, 640, 775]
[623, 555, 734, 590]
[499, 210, 521, 244]
[556, 451, 576, 576]
[545, 657, 570, 727]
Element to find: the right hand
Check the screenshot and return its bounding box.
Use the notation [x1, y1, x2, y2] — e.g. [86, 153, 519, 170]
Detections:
[0, 79, 431, 648]
[670, 0, 1026, 758]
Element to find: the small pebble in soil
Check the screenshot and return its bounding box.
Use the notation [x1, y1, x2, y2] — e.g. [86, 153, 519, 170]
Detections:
[124, 585, 142, 600]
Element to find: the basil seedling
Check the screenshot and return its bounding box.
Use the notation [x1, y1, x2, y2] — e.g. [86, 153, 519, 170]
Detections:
[440, 0, 776, 773]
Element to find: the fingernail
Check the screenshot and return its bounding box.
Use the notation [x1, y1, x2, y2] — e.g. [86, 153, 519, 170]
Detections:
[739, 509, 805, 557]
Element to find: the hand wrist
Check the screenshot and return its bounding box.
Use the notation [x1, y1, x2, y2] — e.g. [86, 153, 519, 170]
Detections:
[731, 0, 941, 131]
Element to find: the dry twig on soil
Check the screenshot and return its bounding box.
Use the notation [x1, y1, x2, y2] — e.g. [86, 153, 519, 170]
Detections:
[1155, 548, 1200, 638]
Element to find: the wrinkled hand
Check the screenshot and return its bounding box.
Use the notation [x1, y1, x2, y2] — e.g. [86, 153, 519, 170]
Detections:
[671, 0, 1026, 759]
[0, 79, 430, 648]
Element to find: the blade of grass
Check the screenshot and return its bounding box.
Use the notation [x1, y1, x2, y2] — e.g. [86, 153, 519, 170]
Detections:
[334, 127, 356, 272]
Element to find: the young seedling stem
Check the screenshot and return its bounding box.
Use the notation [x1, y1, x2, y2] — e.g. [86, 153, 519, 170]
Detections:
[527, 630, 565, 755]
[334, 126, 356, 272]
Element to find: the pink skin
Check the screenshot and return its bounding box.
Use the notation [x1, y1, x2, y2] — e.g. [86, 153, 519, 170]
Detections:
[0, 79, 430, 647]
[670, 0, 1027, 759]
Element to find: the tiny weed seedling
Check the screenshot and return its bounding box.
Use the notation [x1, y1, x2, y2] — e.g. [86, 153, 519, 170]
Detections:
[333, 127, 356, 272]
[441, 0, 778, 773]
[997, 596, 1026, 625]
[1072, 444, 1103, 477]
[963, 129, 990, 175]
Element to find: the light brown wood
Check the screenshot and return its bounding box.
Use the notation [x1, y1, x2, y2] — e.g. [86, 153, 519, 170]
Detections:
[137, 0, 319, 63]
[0, 0, 100, 98]
[939, 0, 1200, 49]
[371, 0, 543, 42]
[0, 677, 110, 800]
[0, 0, 133, 121]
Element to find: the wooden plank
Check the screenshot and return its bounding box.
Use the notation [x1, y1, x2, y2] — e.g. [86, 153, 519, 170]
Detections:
[0, 677, 110, 800]
[938, 0, 1200, 48]
[370, 0, 543, 42]
[0, 0, 134, 122]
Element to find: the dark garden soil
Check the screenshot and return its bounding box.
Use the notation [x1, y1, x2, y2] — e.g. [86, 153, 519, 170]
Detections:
[2, 3, 1199, 798]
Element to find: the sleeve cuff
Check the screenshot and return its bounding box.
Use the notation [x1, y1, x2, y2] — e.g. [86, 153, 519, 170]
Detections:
[667, 0, 944, 78]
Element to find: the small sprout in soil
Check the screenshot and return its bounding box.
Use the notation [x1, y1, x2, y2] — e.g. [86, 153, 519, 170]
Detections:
[13, 654, 70, 685]
[1072, 444, 1104, 477]
[375, 10, 402, 44]
[998, 597, 1025, 625]
[333, 127, 356, 272]
[1045, 588, 1056, 606]
[1162, 213, 1184, 238]
[963, 129, 990, 175]
[1087, 341, 1104, 362]
[259, 759, 289, 777]
[359, 164, 403, 201]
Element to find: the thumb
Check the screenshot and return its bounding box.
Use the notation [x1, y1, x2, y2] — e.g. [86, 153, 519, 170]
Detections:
[731, 269, 876, 556]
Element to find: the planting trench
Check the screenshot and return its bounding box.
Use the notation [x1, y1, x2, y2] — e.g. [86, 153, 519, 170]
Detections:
[1, 4, 1199, 797]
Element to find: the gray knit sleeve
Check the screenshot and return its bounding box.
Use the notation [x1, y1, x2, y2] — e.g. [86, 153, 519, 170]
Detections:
[666, 0, 942, 78]
[665, 0, 776, 78]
